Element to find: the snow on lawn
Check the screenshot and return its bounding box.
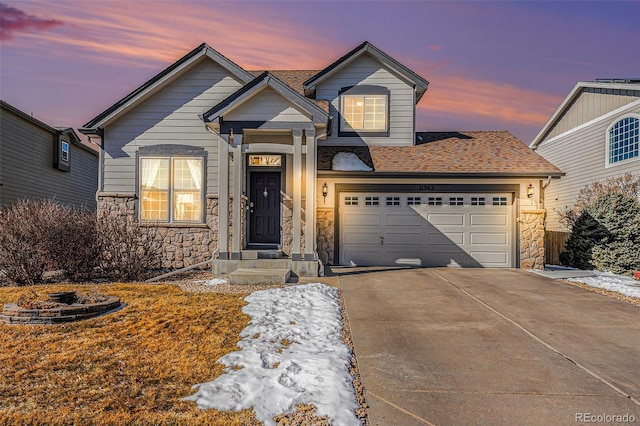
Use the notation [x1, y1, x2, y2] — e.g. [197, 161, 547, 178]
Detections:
[568, 271, 640, 299]
[332, 152, 372, 171]
[184, 283, 361, 426]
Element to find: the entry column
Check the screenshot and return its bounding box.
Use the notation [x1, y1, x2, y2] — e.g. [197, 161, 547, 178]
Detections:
[292, 129, 302, 260]
[304, 128, 316, 261]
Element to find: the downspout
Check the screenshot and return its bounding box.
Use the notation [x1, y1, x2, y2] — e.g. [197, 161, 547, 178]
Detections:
[540, 175, 552, 210]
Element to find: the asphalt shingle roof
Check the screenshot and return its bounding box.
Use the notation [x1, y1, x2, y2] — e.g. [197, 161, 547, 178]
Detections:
[318, 131, 562, 175]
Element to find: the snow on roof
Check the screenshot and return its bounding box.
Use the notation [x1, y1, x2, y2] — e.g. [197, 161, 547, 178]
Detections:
[332, 152, 373, 172]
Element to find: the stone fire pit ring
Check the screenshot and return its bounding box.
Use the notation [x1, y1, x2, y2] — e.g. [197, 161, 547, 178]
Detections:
[1, 295, 122, 325]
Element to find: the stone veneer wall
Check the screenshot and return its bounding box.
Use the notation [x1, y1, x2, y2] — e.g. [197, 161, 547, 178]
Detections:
[316, 208, 335, 265]
[519, 209, 546, 270]
[281, 198, 306, 257]
[97, 193, 240, 269]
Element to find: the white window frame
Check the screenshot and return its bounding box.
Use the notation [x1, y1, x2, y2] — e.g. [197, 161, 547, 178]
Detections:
[605, 113, 640, 168]
[61, 141, 69, 162]
[139, 156, 205, 223]
[340, 94, 388, 132]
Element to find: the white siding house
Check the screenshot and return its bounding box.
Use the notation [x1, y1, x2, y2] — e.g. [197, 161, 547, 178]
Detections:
[531, 81, 640, 231]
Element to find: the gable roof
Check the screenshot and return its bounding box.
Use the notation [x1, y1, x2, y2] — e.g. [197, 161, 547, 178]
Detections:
[530, 80, 640, 149]
[249, 70, 329, 112]
[1, 100, 98, 156]
[82, 43, 255, 130]
[318, 131, 562, 176]
[303, 41, 429, 102]
[202, 72, 330, 125]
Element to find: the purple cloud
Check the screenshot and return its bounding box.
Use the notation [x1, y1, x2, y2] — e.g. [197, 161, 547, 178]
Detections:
[0, 2, 63, 41]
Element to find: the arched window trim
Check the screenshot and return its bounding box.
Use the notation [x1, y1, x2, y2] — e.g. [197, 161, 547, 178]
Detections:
[605, 113, 640, 168]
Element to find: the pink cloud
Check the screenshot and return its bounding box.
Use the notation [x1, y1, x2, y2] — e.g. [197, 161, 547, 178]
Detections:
[0, 2, 63, 40]
[427, 45, 443, 51]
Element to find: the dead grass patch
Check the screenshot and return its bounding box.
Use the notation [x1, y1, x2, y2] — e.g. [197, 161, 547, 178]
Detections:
[0, 283, 260, 425]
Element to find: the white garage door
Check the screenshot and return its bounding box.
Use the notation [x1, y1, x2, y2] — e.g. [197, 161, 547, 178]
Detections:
[339, 192, 514, 267]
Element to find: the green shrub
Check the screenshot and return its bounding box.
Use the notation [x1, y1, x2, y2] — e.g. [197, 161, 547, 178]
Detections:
[560, 191, 640, 275]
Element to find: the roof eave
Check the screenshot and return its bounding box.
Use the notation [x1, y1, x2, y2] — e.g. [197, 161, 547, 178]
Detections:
[317, 171, 565, 178]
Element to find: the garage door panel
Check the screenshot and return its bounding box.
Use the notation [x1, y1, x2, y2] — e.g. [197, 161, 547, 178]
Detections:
[343, 212, 379, 226]
[385, 213, 424, 226]
[470, 213, 508, 226]
[428, 232, 464, 245]
[470, 232, 508, 245]
[427, 213, 465, 226]
[343, 231, 380, 245]
[384, 232, 423, 245]
[470, 251, 509, 266]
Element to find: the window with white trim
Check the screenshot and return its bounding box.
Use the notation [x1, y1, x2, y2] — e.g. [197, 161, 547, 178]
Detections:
[61, 141, 69, 162]
[608, 116, 639, 165]
[428, 197, 443, 206]
[492, 197, 507, 206]
[344, 196, 359, 206]
[449, 197, 464, 206]
[407, 196, 421, 205]
[341, 95, 387, 132]
[471, 197, 485, 206]
[140, 157, 203, 222]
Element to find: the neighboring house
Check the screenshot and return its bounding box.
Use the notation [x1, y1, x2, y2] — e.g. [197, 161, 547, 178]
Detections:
[81, 41, 561, 276]
[0, 100, 99, 209]
[531, 80, 640, 231]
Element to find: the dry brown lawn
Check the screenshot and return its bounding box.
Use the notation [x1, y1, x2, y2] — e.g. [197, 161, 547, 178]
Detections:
[0, 283, 261, 426]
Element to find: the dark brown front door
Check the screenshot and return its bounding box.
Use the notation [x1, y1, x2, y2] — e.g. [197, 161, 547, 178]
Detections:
[249, 171, 281, 244]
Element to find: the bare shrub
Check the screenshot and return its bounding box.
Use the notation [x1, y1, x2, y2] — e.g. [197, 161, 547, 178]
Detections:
[97, 213, 162, 281]
[0, 199, 55, 285]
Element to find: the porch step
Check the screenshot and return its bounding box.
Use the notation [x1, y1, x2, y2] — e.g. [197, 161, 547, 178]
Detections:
[228, 268, 291, 286]
[241, 250, 285, 260]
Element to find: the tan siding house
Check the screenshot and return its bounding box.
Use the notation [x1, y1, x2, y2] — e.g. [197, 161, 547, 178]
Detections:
[531, 81, 640, 231]
[82, 41, 561, 278]
[0, 101, 99, 209]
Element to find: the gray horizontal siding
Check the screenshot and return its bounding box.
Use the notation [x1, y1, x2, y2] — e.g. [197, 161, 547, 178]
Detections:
[225, 88, 311, 122]
[0, 109, 98, 209]
[316, 54, 415, 146]
[102, 59, 243, 195]
[537, 103, 640, 231]
[547, 88, 640, 139]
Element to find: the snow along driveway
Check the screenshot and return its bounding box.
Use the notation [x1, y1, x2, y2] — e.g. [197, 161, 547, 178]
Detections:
[184, 283, 361, 426]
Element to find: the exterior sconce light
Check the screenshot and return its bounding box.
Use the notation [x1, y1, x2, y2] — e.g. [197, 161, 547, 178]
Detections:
[527, 183, 535, 199]
[322, 182, 329, 202]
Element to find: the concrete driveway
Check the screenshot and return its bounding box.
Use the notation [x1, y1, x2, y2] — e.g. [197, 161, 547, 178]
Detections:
[338, 268, 640, 425]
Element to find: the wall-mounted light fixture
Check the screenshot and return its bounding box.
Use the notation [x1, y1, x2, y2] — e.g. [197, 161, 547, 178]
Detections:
[527, 183, 535, 199]
[322, 182, 329, 202]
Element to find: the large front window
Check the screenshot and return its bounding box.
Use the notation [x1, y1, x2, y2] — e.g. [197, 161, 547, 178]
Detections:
[608, 116, 639, 165]
[341, 94, 387, 132]
[140, 157, 203, 222]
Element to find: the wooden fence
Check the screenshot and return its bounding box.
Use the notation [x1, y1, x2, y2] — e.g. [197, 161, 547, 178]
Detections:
[545, 230, 570, 266]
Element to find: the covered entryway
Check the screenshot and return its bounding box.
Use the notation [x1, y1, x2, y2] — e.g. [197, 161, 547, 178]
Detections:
[339, 192, 514, 267]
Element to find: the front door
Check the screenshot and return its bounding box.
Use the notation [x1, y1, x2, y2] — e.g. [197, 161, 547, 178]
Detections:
[249, 171, 281, 244]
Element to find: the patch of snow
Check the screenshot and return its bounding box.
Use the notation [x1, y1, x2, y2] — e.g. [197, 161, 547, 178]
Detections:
[568, 271, 640, 299]
[200, 277, 227, 286]
[184, 283, 361, 426]
[332, 152, 372, 171]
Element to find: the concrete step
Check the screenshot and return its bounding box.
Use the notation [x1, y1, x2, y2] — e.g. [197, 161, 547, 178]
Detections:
[228, 268, 291, 286]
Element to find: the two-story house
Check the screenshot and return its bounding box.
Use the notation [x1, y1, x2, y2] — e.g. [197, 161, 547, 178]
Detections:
[81, 42, 561, 279]
[1, 100, 99, 209]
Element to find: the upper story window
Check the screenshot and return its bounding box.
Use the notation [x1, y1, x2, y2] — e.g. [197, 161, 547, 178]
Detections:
[140, 157, 203, 223]
[61, 141, 69, 162]
[339, 85, 389, 136]
[608, 115, 639, 165]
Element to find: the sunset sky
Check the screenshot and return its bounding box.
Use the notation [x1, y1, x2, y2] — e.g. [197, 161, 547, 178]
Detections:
[1, 0, 639, 144]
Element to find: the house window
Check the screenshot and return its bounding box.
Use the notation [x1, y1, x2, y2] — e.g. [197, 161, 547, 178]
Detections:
[61, 141, 69, 162]
[608, 116, 639, 165]
[341, 95, 387, 132]
[140, 157, 203, 222]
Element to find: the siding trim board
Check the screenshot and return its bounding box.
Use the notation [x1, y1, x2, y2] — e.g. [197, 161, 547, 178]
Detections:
[534, 99, 640, 150]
